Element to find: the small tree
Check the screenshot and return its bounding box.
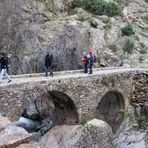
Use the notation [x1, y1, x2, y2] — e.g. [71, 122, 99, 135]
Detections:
[106, 1, 122, 17]
[121, 24, 135, 36]
[123, 38, 134, 54]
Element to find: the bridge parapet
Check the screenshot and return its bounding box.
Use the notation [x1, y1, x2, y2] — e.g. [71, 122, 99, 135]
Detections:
[0, 68, 147, 124]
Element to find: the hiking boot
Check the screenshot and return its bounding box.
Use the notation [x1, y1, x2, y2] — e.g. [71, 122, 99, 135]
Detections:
[8, 80, 12, 83]
[51, 72, 53, 77]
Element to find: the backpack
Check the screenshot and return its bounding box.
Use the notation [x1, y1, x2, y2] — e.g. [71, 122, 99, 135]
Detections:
[93, 55, 97, 63]
[89, 55, 97, 64]
[45, 54, 53, 66]
[82, 56, 88, 64]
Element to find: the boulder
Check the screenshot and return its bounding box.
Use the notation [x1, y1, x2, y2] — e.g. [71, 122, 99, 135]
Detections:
[62, 119, 115, 148]
[15, 117, 40, 133]
[16, 143, 40, 148]
[23, 103, 40, 120]
[0, 115, 11, 133]
[0, 126, 32, 148]
[39, 125, 81, 148]
[115, 130, 148, 148]
[39, 119, 114, 148]
[37, 117, 53, 136]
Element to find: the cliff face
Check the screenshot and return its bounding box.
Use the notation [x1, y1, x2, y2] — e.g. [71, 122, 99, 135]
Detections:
[0, 0, 148, 74]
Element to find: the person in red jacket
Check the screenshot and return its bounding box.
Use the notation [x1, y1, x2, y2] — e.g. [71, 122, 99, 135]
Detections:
[82, 52, 88, 73]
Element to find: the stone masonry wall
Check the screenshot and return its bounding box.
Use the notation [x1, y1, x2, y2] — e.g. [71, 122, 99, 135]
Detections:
[0, 70, 147, 121]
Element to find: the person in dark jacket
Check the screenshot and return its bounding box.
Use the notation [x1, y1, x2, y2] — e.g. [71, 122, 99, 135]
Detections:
[0, 53, 12, 83]
[44, 52, 53, 77]
[87, 51, 94, 74]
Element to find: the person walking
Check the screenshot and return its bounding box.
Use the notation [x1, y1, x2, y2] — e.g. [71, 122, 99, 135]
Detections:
[0, 53, 12, 84]
[44, 52, 53, 77]
[87, 51, 95, 74]
[82, 52, 88, 73]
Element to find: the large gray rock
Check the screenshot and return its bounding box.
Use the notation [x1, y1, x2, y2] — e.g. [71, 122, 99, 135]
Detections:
[0, 115, 11, 133]
[15, 117, 40, 132]
[23, 103, 40, 120]
[115, 130, 148, 148]
[39, 119, 114, 148]
[16, 143, 40, 148]
[39, 125, 80, 148]
[0, 125, 32, 148]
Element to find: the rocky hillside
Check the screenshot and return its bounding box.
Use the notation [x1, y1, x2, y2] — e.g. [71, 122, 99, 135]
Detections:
[0, 0, 148, 74]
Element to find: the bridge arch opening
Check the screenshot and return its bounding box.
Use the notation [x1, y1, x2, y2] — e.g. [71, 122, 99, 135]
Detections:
[49, 91, 79, 125]
[19, 91, 79, 134]
[96, 91, 125, 133]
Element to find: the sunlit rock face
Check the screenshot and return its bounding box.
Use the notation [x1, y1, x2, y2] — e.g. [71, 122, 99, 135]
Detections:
[0, 0, 148, 74]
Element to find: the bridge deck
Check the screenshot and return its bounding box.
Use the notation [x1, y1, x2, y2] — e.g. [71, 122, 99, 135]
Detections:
[0, 67, 148, 87]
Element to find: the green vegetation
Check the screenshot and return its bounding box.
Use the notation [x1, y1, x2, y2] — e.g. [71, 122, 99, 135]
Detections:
[124, 112, 135, 123]
[123, 38, 134, 54]
[58, 83, 69, 92]
[108, 44, 118, 52]
[121, 24, 135, 36]
[72, 0, 122, 17]
[124, 111, 131, 119]
[80, 117, 91, 125]
[72, 0, 83, 7]
[77, 14, 91, 21]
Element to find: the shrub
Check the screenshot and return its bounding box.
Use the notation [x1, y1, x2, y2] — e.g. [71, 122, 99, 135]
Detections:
[86, 0, 122, 16]
[72, 0, 122, 17]
[72, 0, 83, 7]
[121, 24, 135, 36]
[84, 0, 106, 15]
[80, 117, 91, 125]
[123, 38, 134, 54]
[105, 1, 122, 17]
[108, 44, 118, 52]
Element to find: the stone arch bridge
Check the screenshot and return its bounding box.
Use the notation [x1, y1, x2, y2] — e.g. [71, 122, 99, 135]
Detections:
[0, 68, 147, 133]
